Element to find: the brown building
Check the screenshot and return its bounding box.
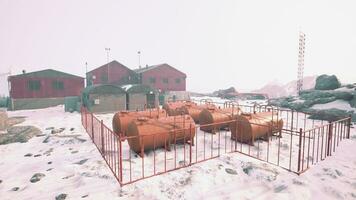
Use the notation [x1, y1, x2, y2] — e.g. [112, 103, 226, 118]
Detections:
[86, 60, 139, 86]
[8, 69, 84, 110]
[135, 63, 186, 92]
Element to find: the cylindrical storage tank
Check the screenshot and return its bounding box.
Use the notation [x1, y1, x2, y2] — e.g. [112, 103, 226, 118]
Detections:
[163, 101, 196, 116]
[230, 112, 283, 144]
[112, 109, 167, 136]
[181, 103, 216, 124]
[126, 115, 196, 154]
[199, 106, 240, 133]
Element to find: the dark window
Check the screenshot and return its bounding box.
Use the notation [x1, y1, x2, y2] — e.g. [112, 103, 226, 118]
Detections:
[28, 80, 41, 91]
[149, 77, 156, 83]
[175, 78, 181, 84]
[163, 78, 169, 84]
[52, 80, 64, 90]
[101, 73, 108, 83]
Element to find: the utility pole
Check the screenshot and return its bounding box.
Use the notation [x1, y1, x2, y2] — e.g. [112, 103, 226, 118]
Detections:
[297, 31, 306, 95]
[138, 51, 141, 69]
[85, 62, 88, 86]
[105, 48, 111, 84]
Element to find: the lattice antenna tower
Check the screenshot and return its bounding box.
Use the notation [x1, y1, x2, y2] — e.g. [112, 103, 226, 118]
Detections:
[297, 31, 306, 95]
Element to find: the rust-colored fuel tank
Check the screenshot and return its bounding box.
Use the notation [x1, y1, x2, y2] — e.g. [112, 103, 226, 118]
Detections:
[199, 106, 240, 133]
[126, 115, 196, 154]
[112, 109, 167, 136]
[180, 103, 216, 123]
[162, 101, 195, 116]
[230, 112, 283, 144]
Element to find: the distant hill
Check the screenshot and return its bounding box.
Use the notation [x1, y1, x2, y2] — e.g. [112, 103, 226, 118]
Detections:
[252, 76, 317, 98]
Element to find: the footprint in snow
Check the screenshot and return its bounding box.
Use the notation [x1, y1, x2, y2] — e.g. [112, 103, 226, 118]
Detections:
[30, 173, 45, 183]
[225, 168, 238, 175]
[74, 159, 89, 165]
[274, 185, 288, 193]
[55, 193, 67, 200]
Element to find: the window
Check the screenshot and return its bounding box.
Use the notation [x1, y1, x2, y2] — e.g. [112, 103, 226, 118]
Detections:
[162, 78, 168, 84]
[101, 73, 108, 83]
[175, 78, 181, 84]
[28, 80, 41, 91]
[52, 80, 64, 90]
[149, 77, 156, 83]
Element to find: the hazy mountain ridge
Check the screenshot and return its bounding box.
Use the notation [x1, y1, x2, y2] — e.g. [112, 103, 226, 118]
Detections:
[253, 76, 317, 98]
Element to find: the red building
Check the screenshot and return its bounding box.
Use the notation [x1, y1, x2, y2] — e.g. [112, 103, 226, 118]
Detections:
[86, 60, 138, 86]
[135, 64, 186, 91]
[8, 69, 84, 99]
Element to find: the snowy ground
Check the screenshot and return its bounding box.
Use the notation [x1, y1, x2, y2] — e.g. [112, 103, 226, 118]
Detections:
[1, 105, 356, 199]
[312, 99, 356, 112]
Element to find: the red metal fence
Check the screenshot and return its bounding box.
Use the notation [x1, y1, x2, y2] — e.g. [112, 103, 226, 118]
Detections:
[80, 102, 352, 187]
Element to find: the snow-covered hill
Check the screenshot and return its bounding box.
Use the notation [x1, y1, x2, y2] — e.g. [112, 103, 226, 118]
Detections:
[253, 76, 317, 98]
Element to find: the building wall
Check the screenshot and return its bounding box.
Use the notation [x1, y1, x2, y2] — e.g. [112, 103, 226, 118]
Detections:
[9, 77, 84, 99]
[87, 62, 138, 86]
[10, 97, 65, 110]
[140, 65, 186, 91]
[88, 93, 126, 113]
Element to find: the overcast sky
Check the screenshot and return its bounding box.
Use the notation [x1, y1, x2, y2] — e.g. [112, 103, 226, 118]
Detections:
[0, 0, 355, 95]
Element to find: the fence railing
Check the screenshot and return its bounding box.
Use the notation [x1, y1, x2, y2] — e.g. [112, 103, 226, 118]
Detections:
[81, 107, 123, 185]
[80, 104, 352, 187]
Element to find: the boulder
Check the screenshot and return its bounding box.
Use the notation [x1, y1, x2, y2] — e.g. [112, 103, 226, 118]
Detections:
[315, 74, 341, 90]
[0, 110, 7, 131]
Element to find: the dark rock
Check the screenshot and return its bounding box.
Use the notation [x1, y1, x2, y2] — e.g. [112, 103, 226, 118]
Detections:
[212, 87, 238, 99]
[315, 74, 341, 90]
[24, 153, 33, 157]
[335, 169, 343, 176]
[62, 174, 74, 179]
[51, 128, 65, 134]
[0, 126, 41, 145]
[11, 187, 19, 191]
[30, 173, 45, 183]
[81, 195, 89, 198]
[0, 180, 2, 184]
[74, 159, 89, 165]
[46, 168, 53, 171]
[36, 134, 46, 137]
[42, 136, 50, 143]
[71, 150, 79, 154]
[242, 165, 254, 175]
[225, 168, 237, 175]
[45, 127, 54, 130]
[292, 179, 304, 185]
[48, 161, 52, 164]
[70, 128, 75, 131]
[274, 185, 288, 192]
[55, 193, 67, 200]
[34, 154, 41, 157]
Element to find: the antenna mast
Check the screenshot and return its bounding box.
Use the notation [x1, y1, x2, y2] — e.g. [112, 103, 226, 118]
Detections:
[297, 31, 306, 95]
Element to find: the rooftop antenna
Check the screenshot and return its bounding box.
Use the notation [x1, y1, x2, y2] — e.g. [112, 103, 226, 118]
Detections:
[138, 51, 141, 69]
[297, 30, 306, 95]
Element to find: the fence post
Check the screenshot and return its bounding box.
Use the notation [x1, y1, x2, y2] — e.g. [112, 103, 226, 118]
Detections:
[189, 123, 192, 165]
[347, 115, 352, 139]
[327, 122, 333, 156]
[297, 128, 303, 172]
[119, 135, 123, 183]
[84, 108, 87, 130]
[101, 120, 105, 153]
[91, 112, 94, 139]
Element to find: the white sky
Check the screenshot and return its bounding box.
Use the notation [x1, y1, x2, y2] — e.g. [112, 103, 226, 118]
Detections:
[0, 0, 355, 95]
